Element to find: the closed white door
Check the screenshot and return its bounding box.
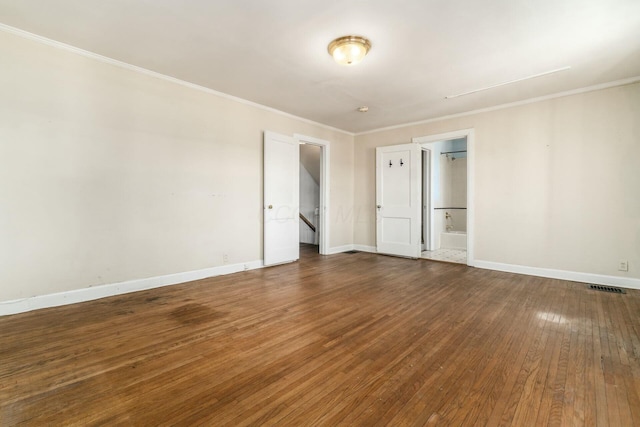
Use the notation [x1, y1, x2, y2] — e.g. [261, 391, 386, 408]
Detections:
[264, 131, 299, 266]
[376, 143, 421, 258]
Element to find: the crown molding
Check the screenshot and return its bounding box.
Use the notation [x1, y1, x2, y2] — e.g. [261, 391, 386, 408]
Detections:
[356, 76, 640, 136]
[0, 23, 354, 137]
[2, 23, 637, 139]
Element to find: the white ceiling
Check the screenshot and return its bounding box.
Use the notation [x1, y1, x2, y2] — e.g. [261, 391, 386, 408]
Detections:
[1, 0, 639, 133]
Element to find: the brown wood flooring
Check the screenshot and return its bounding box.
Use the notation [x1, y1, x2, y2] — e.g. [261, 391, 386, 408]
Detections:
[1, 244, 640, 426]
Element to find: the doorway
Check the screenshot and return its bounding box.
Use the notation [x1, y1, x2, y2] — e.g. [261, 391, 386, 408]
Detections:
[294, 134, 330, 256]
[413, 129, 475, 266]
[263, 132, 330, 266]
[299, 143, 320, 253]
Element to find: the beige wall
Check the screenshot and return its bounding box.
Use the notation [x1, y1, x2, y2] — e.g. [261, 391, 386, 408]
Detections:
[355, 82, 640, 279]
[0, 31, 354, 301]
[2, 27, 638, 304]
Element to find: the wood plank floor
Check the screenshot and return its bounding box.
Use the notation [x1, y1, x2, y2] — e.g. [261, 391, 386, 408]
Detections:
[1, 245, 640, 426]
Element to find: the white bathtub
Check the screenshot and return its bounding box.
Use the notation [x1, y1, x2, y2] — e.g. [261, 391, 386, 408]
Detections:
[440, 231, 467, 250]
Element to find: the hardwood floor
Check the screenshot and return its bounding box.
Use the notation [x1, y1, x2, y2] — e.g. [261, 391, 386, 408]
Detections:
[1, 245, 639, 426]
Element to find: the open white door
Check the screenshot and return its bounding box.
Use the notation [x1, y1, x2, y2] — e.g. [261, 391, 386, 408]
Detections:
[264, 131, 299, 266]
[376, 143, 421, 258]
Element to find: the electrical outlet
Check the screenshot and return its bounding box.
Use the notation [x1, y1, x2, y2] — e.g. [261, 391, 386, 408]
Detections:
[618, 260, 628, 271]
[223, 253, 228, 264]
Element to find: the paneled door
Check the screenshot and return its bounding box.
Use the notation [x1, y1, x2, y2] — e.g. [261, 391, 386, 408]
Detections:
[264, 131, 299, 266]
[376, 143, 421, 258]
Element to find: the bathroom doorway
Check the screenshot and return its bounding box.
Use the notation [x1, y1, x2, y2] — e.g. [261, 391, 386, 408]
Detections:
[414, 129, 475, 266]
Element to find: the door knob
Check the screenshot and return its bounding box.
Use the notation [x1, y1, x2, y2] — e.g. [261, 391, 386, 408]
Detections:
[268, 205, 273, 209]
[377, 205, 382, 209]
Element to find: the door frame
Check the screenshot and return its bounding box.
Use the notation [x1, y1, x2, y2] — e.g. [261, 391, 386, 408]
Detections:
[421, 148, 432, 251]
[294, 134, 330, 255]
[412, 129, 475, 266]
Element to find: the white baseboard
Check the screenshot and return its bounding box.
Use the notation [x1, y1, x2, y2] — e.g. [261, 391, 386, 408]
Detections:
[325, 244, 377, 254]
[0, 260, 264, 316]
[7, 256, 634, 317]
[475, 260, 640, 290]
[325, 244, 354, 255]
[353, 245, 377, 253]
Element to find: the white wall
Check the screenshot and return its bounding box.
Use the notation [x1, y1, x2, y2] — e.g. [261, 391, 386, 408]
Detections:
[448, 157, 467, 209]
[0, 30, 354, 302]
[437, 141, 467, 235]
[299, 160, 319, 244]
[355, 82, 640, 281]
[444, 157, 467, 233]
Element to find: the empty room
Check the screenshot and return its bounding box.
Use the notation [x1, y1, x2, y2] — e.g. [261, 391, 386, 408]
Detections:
[1, 1, 639, 425]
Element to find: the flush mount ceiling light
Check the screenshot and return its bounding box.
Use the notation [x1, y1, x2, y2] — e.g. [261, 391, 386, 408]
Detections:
[328, 35, 371, 66]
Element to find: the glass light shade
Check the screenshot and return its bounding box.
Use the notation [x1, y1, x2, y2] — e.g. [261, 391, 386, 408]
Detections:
[328, 36, 371, 66]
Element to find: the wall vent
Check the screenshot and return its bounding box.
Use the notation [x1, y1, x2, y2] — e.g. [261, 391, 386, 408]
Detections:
[588, 284, 626, 294]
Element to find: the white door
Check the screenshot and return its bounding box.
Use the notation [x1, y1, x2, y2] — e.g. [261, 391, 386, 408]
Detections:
[264, 131, 299, 266]
[376, 143, 421, 258]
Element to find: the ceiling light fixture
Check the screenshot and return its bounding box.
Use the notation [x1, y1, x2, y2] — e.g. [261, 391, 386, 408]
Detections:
[357, 106, 369, 112]
[445, 66, 572, 99]
[328, 35, 371, 66]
